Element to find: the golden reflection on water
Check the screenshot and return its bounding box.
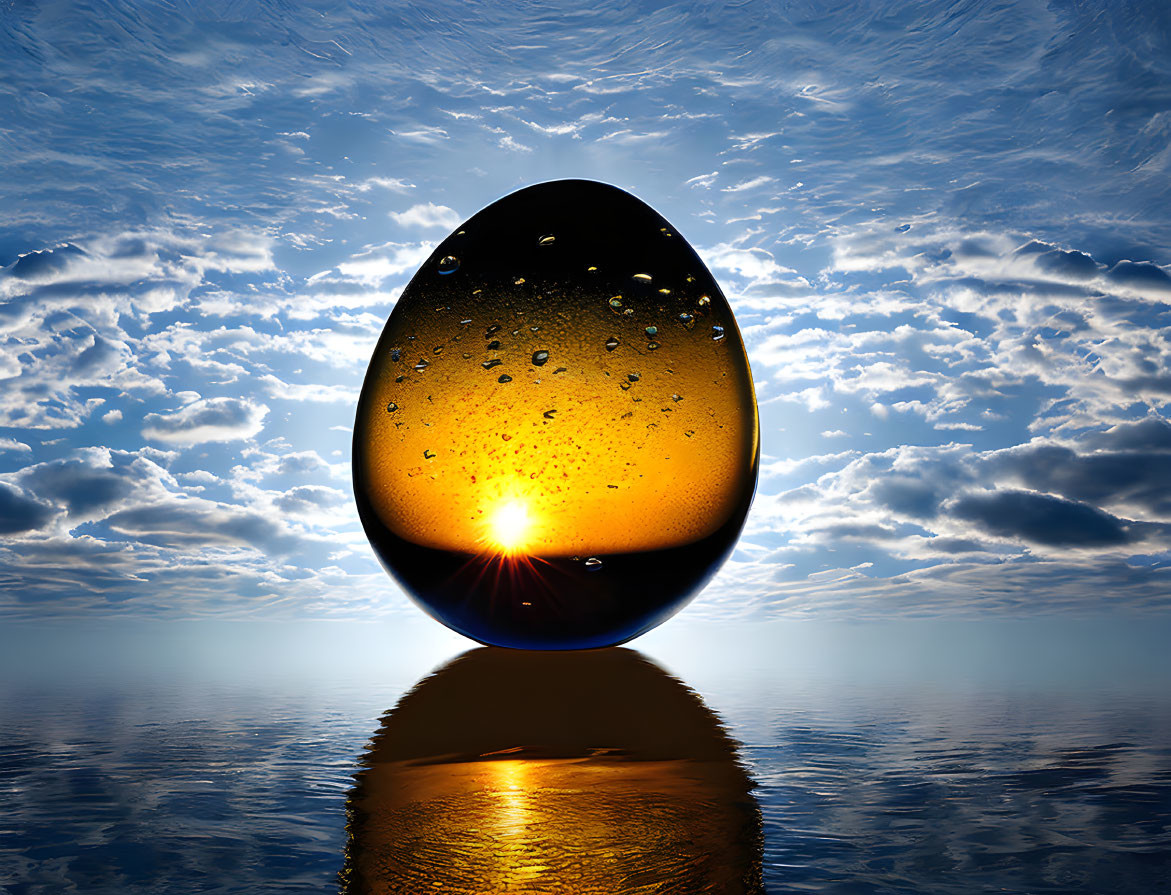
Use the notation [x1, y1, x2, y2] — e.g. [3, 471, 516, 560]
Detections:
[340, 648, 762, 894]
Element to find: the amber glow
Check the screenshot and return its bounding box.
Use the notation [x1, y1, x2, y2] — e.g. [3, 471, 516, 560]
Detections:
[358, 278, 758, 556]
[345, 757, 758, 893]
[491, 760, 533, 841]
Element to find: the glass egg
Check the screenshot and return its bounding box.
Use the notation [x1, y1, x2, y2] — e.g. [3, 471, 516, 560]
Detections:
[352, 179, 758, 649]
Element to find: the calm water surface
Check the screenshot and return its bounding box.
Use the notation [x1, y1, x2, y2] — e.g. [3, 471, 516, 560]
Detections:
[1, 621, 1169, 893]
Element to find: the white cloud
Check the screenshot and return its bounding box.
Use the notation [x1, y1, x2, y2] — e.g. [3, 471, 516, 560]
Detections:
[764, 386, 831, 412]
[389, 202, 462, 230]
[596, 129, 669, 144]
[257, 374, 360, 404]
[391, 125, 449, 143]
[702, 242, 800, 286]
[760, 450, 858, 479]
[356, 176, 415, 193]
[498, 134, 533, 152]
[686, 171, 719, 189]
[336, 242, 433, 286]
[721, 175, 775, 193]
[520, 116, 595, 137]
[142, 398, 269, 445]
[728, 131, 783, 151]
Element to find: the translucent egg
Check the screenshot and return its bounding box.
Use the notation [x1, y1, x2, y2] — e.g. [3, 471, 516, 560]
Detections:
[353, 179, 759, 649]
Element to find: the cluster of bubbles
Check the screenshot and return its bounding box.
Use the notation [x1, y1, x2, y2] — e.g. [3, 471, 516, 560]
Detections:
[386, 229, 727, 419]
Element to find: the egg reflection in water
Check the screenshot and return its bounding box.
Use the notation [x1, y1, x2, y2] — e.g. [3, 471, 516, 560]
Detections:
[353, 180, 759, 648]
[339, 648, 763, 894]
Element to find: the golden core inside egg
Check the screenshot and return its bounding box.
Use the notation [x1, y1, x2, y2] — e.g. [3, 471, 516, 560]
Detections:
[360, 247, 756, 557]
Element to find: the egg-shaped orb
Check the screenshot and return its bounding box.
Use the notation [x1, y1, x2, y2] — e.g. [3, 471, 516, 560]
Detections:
[353, 179, 758, 649]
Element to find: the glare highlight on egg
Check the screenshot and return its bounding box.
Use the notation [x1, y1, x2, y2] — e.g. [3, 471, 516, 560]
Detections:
[487, 500, 531, 555]
[353, 180, 759, 649]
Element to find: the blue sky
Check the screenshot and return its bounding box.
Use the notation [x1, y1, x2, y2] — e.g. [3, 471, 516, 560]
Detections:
[1, 0, 1169, 622]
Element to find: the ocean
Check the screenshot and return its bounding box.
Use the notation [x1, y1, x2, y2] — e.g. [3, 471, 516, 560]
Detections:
[2, 619, 1169, 893]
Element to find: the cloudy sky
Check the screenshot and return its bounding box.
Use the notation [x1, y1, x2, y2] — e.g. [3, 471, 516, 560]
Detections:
[2, 0, 1169, 622]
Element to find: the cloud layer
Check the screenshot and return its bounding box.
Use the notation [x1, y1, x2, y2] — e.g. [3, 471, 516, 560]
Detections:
[1, 0, 1169, 620]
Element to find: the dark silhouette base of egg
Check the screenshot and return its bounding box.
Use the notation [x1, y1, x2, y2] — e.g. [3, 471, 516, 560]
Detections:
[355, 494, 749, 649]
